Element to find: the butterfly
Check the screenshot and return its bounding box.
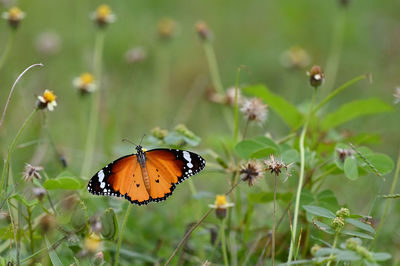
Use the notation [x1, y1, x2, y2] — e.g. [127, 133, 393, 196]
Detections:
[87, 145, 206, 205]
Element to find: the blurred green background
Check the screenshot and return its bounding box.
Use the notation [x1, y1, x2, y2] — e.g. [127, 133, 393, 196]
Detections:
[1, 0, 400, 264]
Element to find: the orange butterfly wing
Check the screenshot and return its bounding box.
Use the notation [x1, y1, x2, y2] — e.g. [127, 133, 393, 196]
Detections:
[88, 148, 206, 205]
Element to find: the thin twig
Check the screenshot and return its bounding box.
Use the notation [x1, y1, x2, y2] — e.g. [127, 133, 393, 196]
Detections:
[0, 63, 43, 130]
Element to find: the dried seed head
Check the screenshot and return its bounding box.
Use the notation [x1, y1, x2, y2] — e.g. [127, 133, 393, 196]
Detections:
[307, 65, 325, 88]
[2, 6, 25, 29]
[92, 4, 115, 28]
[35, 32, 61, 56]
[158, 17, 177, 40]
[264, 155, 292, 178]
[93, 251, 104, 265]
[240, 160, 263, 186]
[125, 47, 147, 64]
[39, 214, 57, 233]
[336, 148, 355, 163]
[195, 21, 212, 41]
[37, 89, 57, 111]
[393, 87, 400, 104]
[240, 98, 268, 124]
[32, 187, 46, 201]
[225, 87, 243, 106]
[280, 46, 310, 69]
[22, 164, 43, 182]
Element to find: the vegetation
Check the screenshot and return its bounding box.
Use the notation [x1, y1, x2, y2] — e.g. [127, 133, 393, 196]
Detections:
[0, 1, 399, 265]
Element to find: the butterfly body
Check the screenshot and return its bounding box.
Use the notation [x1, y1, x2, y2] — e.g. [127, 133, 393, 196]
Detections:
[87, 145, 206, 205]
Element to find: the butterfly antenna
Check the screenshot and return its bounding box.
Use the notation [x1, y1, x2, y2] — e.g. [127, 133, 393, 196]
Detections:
[139, 134, 146, 146]
[122, 138, 137, 146]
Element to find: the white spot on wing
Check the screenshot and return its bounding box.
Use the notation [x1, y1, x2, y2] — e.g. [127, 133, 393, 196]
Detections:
[98, 170, 105, 182]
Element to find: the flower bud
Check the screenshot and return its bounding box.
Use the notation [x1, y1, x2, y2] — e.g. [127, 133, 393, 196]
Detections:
[158, 17, 177, 40]
[336, 207, 350, 218]
[331, 217, 345, 231]
[151, 127, 168, 140]
[307, 65, 325, 88]
[195, 21, 212, 41]
[2, 7, 25, 29]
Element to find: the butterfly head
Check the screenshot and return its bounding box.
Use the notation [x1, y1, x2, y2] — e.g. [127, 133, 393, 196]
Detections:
[136, 145, 145, 154]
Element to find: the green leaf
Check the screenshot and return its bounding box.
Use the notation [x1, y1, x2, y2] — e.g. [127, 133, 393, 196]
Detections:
[248, 192, 293, 203]
[372, 252, 391, 261]
[243, 84, 302, 128]
[316, 190, 340, 211]
[321, 98, 393, 130]
[281, 149, 300, 164]
[234, 136, 278, 159]
[344, 157, 359, 180]
[336, 250, 361, 261]
[44, 177, 82, 190]
[303, 205, 336, 219]
[71, 201, 88, 232]
[101, 208, 119, 240]
[362, 153, 394, 175]
[312, 220, 335, 234]
[342, 230, 374, 240]
[345, 218, 375, 234]
[45, 237, 63, 266]
[10, 194, 39, 208]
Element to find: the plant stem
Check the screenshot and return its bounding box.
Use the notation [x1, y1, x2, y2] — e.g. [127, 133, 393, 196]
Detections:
[27, 208, 34, 255]
[220, 219, 229, 266]
[234, 68, 241, 142]
[0, 30, 16, 72]
[0, 63, 43, 130]
[187, 179, 197, 196]
[81, 30, 105, 178]
[0, 108, 38, 198]
[272, 174, 277, 266]
[203, 41, 224, 94]
[313, 74, 369, 114]
[114, 203, 133, 266]
[326, 233, 339, 266]
[371, 152, 400, 249]
[287, 88, 317, 263]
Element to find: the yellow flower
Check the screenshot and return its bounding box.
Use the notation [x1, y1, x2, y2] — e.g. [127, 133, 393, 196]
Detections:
[158, 17, 177, 39]
[92, 4, 115, 27]
[2, 6, 25, 28]
[84, 233, 102, 253]
[209, 195, 234, 220]
[73, 73, 96, 94]
[37, 89, 57, 111]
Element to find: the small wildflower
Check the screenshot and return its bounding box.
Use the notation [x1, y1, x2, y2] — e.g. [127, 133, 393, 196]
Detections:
[336, 148, 355, 163]
[2, 6, 25, 29]
[32, 187, 46, 201]
[336, 207, 350, 218]
[93, 251, 104, 266]
[264, 155, 292, 180]
[195, 21, 212, 41]
[310, 244, 321, 256]
[22, 164, 43, 182]
[331, 217, 345, 231]
[73, 73, 96, 95]
[240, 160, 263, 186]
[37, 89, 57, 111]
[240, 98, 268, 124]
[209, 195, 234, 220]
[125, 47, 147, 64]
[280, 46, 310, 69]
[393, 87, 400, 104]
[35, 31, 61, 56]
[84, 233, 102, 253]
[151, 127, 168, 140]
[158, 17, 177, 40]
[92, 4, 115, 28]
[307, 65, 325, 88]
[225, 87, 243, 106]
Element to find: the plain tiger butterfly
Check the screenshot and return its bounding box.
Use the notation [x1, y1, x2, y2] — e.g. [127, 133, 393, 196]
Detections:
[87, 145, 206, 205]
